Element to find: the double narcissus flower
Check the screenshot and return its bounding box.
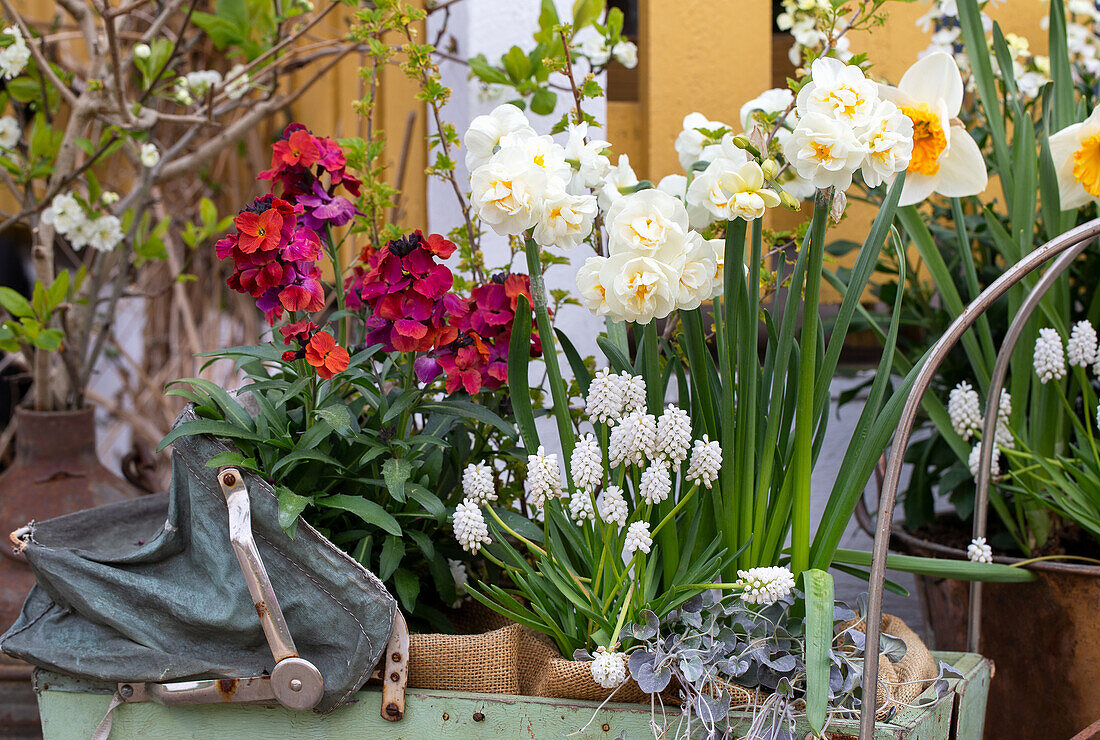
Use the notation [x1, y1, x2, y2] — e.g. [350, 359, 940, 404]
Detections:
[1051, 106, 1100, 210]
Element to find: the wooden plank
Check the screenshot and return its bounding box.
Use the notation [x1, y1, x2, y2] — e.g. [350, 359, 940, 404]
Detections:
[34, 652, 989, 740]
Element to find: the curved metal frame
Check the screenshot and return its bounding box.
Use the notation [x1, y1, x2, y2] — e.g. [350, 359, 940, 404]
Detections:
[858, 218, 1100, 738]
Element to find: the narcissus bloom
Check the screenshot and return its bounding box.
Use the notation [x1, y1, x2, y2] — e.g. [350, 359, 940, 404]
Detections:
[878, 52, 987, 206]
[1050, 105, 1100, 209]
[687, 159, 780, 222]
[304, 331, 349, 379]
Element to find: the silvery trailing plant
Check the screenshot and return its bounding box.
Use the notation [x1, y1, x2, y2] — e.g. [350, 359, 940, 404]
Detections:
[611, 589, 964, 740]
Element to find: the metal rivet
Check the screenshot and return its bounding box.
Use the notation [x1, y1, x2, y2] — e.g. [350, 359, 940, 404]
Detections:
[442, 713, 450, 721]
[602, 724, 610, 732]
[289, 679, 302, 692]
[472, 712, 485, 722]
[119, 684, 133, 698]
[391, 651, 402, 662]
[390, 672, 400, 682]
[222, 472, 236, 486]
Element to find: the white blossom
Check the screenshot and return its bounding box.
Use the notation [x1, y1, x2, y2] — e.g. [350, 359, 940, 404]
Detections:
[624, 520, 652, 557]
[796, 56, 879, 127]
[100, 191, 119, 205]
[687, 158, 781, 223]
[462, 462, 496, 504]
[564, 122, 611, 189]
[735, 566, 795, 606]
[525, 445, 563, 506]
[570, 433, 604, 494]
[41, 192, 87, 236]
[619, 372, 646, 415]
[532, 186, 596, 250]
[686, 435, 722, 488]
[1067, 320, 1098, 368]
[655, 404, 693, 464]
[857, 99, 914, 188]
[224, 64, 251, 100]
[611, 40, 638, 69]
[140, 143, 160, 168]
[597, 250, 679, 324]
[568, 490, 596, 523]
[674, 112, 730, 173]
[598, 485, 629, 527]
[968, 441, 1001, 478]
[87, 215, 123, 253]
[948, 380, 982, 440]
[573, 32, 610, 66]
[0, 116, 19, 149]
[133, 43, 152, 60]
[639, 464, 671, 505]
[590, 646, 627, 689]
[453, 500, 491, 554]
[608, 411, 656, 468]
[585, 368, 625, 424]
[1034, 327, 1067, 383]
[740, 88, 794, 133]
[967, 537, 993, 564]
[184, 69, 221, 97]
[597, 154, 638, 210]
[0, 26, 30, 80]
[576, 256, 610, 316]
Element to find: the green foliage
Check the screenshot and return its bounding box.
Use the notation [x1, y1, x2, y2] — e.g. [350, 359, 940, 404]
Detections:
[0, 270, 84, 354]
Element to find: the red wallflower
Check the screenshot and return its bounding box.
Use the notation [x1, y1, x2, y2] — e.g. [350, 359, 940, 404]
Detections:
[272, 129, 320, 169]
[305, 331, 350, 379]
[235, 208, 283, 253]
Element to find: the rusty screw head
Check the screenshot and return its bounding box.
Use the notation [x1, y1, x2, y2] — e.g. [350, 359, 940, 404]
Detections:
[390, 671, 400, 682]
[472, 711, 485, 722]
[221, 471, 236, 486]
[385, 703, 402, 719]
[119, 684, 133, 698]
[601, 724, 610, 732]
[442, 713, 450, 721]
[391, 651, 402, 662]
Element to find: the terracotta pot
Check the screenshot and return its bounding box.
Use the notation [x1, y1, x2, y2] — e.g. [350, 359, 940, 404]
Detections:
[895, 527, 1100, 740]
[0, 406, 142, 736]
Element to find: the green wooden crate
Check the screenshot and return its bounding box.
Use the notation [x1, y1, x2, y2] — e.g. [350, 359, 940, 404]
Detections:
[33, 651, 989, 739]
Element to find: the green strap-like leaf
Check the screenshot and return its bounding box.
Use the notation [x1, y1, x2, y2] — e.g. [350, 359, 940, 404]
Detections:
[803, 568, 834, 736]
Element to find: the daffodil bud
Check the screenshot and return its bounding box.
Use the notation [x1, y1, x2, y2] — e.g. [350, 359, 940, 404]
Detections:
[761, 158, 778, 180]
[780, 191, 801, 211]
[731, 135, 752, 150]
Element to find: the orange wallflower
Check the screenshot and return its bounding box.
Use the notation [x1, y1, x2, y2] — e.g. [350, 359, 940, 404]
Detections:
[304, 331, 350, 379]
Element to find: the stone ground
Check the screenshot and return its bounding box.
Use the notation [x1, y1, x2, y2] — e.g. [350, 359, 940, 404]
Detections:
[812, 373, 924, 632]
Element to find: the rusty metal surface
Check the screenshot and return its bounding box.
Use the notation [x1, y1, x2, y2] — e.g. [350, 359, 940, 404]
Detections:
[0, 407, 141, 738]
[899, 533, 1100, 740]
[381, 610, 409, 722]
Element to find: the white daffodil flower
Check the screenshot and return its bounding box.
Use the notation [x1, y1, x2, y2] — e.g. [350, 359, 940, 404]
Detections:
[576, 255, 610, 316]
[796, 56, 879, 128]
[686, 159, 781, 222]
[878, 52, 987, 206]
[462, 103, 535, 172]
[1049, 104, 1100, 210]
[599, 251, 679, 325]
[605, 189, 689, 257]
[469, 146, 548, 236]
[532, 185, 597, 250]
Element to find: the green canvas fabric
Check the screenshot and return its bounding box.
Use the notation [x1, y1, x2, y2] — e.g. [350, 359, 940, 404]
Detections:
[0, 407, 396, 714]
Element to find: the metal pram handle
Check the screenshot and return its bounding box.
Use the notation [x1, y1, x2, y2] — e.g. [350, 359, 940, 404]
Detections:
[116, 467, 408, 721]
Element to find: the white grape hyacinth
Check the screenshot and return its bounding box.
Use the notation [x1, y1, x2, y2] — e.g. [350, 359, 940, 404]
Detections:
[598, 485, 629, 527]
[568, 490, 596, 523]
[570, 433, 603, 494]
[624, 521, 653, 558]
[948, 381, 982, 440]
[968, 441, 1001, 478]
[686, 435, 722, 488]
[462, 462, 496, 504]
[639, 464, 672, 505]
[590, 646, 627, 689]
[585, 368, 625, 424]
[967, 537, 993, 564]
[735, 566, 796, 606]
[525, 445, 563, 506]
[619, 372, 647, 415]
[453, 500, 491, 554]
[655, 404, 692, 464]
[1068, 320, 1098, 368]
[608, 411, 657, 468]
[1034, 327, 1067, 383]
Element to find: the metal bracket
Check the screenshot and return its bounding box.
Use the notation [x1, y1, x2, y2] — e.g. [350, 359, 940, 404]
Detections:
[118, 468, 324, 711]
[379, 610, 409, 721]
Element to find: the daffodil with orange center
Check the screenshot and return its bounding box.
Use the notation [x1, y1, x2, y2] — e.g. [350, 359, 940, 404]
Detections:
[877, 52, 987, 206]
[1050, 105, 1100, 209]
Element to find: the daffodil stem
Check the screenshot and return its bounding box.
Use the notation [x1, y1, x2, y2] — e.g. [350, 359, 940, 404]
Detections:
[791, 192, 829, 576]
[523, 237, 575, 477]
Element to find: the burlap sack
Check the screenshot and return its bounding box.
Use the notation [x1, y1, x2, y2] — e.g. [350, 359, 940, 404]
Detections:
[406, 609, 936, 713]
[842, 612, 939, 716]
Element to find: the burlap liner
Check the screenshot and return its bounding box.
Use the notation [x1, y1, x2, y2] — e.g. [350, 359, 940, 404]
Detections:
[407, 608, 937, 714]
